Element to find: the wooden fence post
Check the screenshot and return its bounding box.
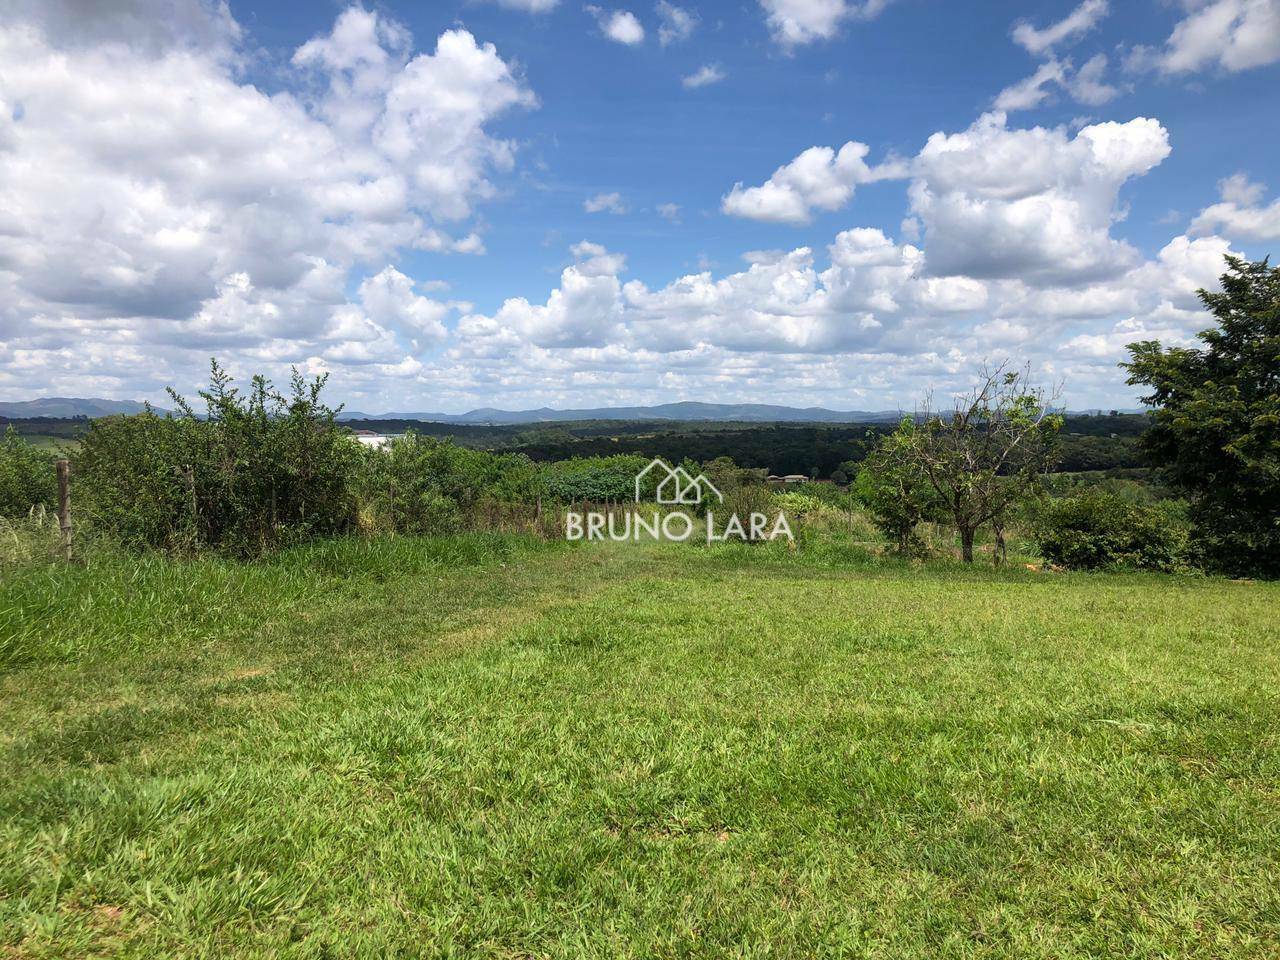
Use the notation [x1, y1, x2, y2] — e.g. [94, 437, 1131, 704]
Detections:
[56, 459, 72, 562]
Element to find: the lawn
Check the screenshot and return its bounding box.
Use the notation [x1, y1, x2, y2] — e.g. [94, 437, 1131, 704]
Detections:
[2, 537, 1278, 957]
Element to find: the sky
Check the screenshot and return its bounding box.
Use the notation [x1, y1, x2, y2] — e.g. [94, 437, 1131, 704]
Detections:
[0, 0, 1278, 413]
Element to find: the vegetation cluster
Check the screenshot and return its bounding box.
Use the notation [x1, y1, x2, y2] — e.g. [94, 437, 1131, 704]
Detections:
[1, 257, 1276, 579]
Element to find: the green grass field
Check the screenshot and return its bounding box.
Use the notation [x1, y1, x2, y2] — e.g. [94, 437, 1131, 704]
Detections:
[2, 536, 1278, 957]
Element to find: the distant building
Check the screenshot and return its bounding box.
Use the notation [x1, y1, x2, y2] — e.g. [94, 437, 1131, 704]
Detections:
[767, 474, 810, 485]
[351, 429, 393, 450]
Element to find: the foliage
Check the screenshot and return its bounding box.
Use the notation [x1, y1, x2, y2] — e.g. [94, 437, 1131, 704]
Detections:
[855, 424, 940, 555]
[1034, 492, 1189, 571]
[75, 362, 363, 556]
[1124, 256, 1280, 578]
[0, 427, 57, 519]
[540, 454, 651, 503]
[897, 366, 1063, 563]
[359, 432, 542, 534]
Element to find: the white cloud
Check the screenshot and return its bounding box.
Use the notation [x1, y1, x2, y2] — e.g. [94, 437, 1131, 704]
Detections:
[657, 202, 682, 220]
[464, 244, 626, 348]
[587, 7, 646, 44]
[1012, 0, 1109, 55]
[357, 267, 452, 349]
[995, 55, 1118, 112]
[570, 240, 628, 276]
[682, 64, 726, 88]
[994, 60, 1069, 111]
[909, 112, 1171, 286]
[758, 0, 893, 48]
[0, 3, 532, 397]
[486, 0, 561, 11]
[584, 191, 628, 214]
[0, 8, 1252, 412]
[1190, 173, 1280, 240]
[1066, 53, 1120, 105]
[656, 1, 697, 44]
[1131, 0, 1280, 75]
[722, 142, 906, 224]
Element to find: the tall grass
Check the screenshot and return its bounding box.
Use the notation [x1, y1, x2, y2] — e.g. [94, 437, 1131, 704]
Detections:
[0, 530, 551, 671]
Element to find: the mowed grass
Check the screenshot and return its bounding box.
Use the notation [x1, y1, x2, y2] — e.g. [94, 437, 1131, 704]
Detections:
[1, 538, 1278, 958]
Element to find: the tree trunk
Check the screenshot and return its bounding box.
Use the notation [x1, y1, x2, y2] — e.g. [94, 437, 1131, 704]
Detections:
[959, 525, 975, 563]
[993, 521, 1007, 567]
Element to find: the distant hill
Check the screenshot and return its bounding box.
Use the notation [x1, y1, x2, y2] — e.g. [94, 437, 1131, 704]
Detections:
[0, 396, 1144, 425]
[337, 401, 909, 425]
[0, 397, 155, 418]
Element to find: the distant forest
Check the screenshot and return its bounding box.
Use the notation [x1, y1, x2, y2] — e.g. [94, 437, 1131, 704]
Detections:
[2, 412, 1152, 480]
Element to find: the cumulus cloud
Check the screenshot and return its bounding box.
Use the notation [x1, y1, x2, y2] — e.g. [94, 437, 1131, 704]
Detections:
[1012, 0, 1109, 55]
[657, 202, 682, 221]
[656, 1, 697, 44]
[722, 142, 907, 224]
[758, 0, 893, 48]
[587, 6, 646, 44]
[682, 64, 726, 88]
[1190, 173, 1280, 240]
[461, 243, 627, 348]
[909, 112, 1171, 285]
[357, 267, 452, 350]
[0, 6, 1259, 412]
[1129, 0, 1280, 75]
[0, 2, 533, 398]
[584, 191, 628, 214]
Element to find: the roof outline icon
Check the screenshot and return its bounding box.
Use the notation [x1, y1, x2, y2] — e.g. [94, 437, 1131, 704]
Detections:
[634, 458, 724, 505]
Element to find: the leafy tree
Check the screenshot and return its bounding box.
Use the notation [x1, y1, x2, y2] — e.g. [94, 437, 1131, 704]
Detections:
[0, 427, 57, 518]
[855, 424, 938, 555]
[905, 365, 1062, 563]
[1123, 256, 1280, 578]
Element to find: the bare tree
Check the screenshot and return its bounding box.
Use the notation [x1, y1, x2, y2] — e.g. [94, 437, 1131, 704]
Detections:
[906, 364, 1062, 564]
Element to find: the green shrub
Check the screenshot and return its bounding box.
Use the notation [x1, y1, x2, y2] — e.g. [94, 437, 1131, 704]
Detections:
[75, 362, 362, 556]
[359, 433, 541, 534]
[0, 427, 57, 519]
[541, 454, 650, 503]
[1034, 493, 1189, 571]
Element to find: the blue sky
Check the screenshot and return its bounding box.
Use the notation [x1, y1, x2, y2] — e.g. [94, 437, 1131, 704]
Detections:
[0, 0, 1278, 410]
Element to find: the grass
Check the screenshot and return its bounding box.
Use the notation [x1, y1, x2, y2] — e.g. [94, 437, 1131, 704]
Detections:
[1, 536, 1278, 957]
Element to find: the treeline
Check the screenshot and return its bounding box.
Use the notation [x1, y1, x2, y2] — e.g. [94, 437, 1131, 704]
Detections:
[1, 411, 1150, 478]
[493, 416, 1149, 478]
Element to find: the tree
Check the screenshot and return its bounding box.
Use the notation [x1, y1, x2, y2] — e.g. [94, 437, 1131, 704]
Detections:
[1123, 256, 1280, 578]
[0, 427, 57, 519]
[905, 365, 1062, 564]
[855, 423, 938, 554]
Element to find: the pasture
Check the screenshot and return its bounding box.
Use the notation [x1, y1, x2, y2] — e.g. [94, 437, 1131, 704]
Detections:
[2, 536, 1278, 957]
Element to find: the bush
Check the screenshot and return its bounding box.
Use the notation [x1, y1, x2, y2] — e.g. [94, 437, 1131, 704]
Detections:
[75, 362, 363, 556]
[1034, 493, 1188, 571]
[541, 455, 650, 503]
[0, 427, 57, 519]
[359, 433, 543, 534]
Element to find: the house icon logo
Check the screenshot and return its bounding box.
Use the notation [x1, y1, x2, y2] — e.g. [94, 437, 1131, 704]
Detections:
[634, 458, 724, 505]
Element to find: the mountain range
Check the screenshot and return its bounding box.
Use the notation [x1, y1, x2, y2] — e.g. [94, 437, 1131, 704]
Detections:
[334, 401, 910, 424]
[0, 397, 1141, 424]
[0, 397, 154, 418]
